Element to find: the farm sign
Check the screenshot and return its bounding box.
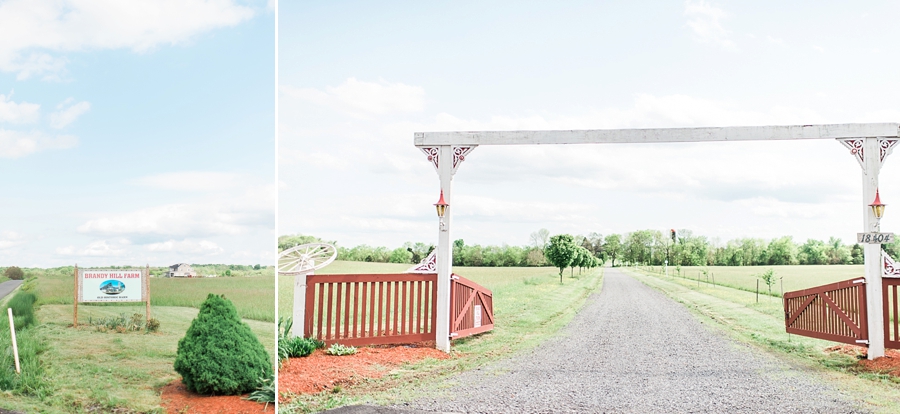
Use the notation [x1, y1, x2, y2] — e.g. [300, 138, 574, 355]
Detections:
[78, 269, 146, 302]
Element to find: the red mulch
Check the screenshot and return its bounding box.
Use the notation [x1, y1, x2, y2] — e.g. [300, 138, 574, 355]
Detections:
[278, 342, 450, 402]
[160, 379, 274, 414]
[825, 344, 900, 376]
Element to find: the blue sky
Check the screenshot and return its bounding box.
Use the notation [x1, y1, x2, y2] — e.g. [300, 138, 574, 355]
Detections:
[279, 1, 900, 250]
[1, 0, 275, 267]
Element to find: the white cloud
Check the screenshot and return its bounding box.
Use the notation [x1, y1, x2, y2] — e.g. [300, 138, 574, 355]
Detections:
[0, 0, 256, 79]
[282, 78, 426, 118]
[0, 231, 25, 249]
[50, 98, 90, 128]
[813, 45, 825, 53]
[133, 171, 243, 192]
[145, 239, 224, 255]
[766, 36, 787, 47]
[77, 202, 268, 238]
[0, 129, 77, 158]
[0, 92, 40, 124]
[684, 0, 735, 50]
[56, 239, 131, 257]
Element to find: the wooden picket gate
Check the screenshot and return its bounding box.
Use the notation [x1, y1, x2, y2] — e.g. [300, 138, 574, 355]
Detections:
[884, 278, 900, 350]
[783, 278, 868, 346]
[450, 274, 494, 338]
[303, 272, 494, 346]
[304, 273, 438, 346]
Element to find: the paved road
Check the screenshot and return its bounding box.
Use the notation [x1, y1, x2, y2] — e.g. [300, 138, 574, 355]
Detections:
[406, 268, 866, 413]
[0, 280, 23, 301]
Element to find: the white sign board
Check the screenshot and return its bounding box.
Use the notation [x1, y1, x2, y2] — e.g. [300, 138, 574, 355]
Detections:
[474, 304, 482, 328]
[78, 269, 146, 303]
[857, 232, 895, 244]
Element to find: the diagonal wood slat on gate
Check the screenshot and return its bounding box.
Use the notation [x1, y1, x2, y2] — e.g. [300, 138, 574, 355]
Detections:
[783, 278, 868, 346]
[450, 274, 494, 339]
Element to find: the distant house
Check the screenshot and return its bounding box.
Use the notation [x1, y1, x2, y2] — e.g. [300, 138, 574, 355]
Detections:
[166, 263, 197, 278]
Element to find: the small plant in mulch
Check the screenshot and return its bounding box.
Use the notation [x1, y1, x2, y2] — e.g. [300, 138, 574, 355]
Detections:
[245, 372, 276, 407]
[278, 317, 325, 362]
[174, 294, 273, 395]
[325, 343, 357, 356]
[89, 313, 154, 333]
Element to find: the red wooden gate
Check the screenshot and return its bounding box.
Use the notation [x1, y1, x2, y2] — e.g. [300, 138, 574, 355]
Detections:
[783, 278, 868, 346]
[884, 278, 900, 350]
[304, 273, 437, 346]
[450, 274, 494, 339]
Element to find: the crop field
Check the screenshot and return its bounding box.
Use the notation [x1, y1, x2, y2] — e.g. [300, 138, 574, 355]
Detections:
[280, 261, 604, 411]
[640, 264, 864, 297]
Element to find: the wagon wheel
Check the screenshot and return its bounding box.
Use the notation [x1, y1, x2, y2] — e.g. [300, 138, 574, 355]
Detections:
[278, 243, 337, 275]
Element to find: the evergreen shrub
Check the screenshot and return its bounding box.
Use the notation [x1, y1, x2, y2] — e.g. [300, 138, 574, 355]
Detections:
[174, 294, 273, 395]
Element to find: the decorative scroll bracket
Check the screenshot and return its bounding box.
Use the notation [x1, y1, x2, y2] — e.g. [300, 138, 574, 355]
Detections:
[405, 250, 437, 274]
[838, 138, 899, 173]
[884, 249, 900, 278]
[418, 145, 477, 176]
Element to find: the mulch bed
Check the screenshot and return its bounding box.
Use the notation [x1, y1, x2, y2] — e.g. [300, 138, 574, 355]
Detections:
[160, 379, 274, 414]
[825, 344, 900, 377]
[278, 342, 450, 402]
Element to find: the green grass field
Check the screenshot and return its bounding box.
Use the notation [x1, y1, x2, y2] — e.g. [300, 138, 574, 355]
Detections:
[30, 268, 275, 322]
[1, 269, 276, 413]
[627, 267, 900, 413]
[280, 261, 604, 413]
[640, 264, 864, 297]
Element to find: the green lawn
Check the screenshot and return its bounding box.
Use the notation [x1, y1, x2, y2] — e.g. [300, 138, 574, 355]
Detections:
[627, 267, 900, 414]
[30, 268, 275, 322]
[280, 262, 603, 413]
[1, 270, 276, 413]
[640, 264, 864, 296]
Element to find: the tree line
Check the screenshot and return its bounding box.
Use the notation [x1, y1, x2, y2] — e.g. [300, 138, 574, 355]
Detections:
[279, 229, 897, 268]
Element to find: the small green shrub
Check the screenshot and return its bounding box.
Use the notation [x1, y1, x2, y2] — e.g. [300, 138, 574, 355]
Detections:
[174, 294, 273, 395]
[146, 317, 160, 332]
[285, 337, 323, 358]
[3, 266, 24, 280]
[325, 343, 357, 356]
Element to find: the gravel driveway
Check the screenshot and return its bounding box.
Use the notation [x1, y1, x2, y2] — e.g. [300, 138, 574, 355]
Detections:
[406, 268, 866, 413]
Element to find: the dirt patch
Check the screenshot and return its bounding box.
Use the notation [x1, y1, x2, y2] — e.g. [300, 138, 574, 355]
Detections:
[825, 344, 900, 377]
[160, 379, 273, 414]
[278, 343, 450, 402]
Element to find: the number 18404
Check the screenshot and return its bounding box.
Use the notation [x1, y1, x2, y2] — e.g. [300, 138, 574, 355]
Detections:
[857, 232, 895, 244]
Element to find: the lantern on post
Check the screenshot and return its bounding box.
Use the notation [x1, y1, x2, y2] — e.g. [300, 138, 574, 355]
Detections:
[434, 190, 449, 231]
[870, 189, 886, 219]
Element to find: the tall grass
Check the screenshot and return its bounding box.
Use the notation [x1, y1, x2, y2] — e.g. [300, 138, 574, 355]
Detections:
[1, 290, 49, 397]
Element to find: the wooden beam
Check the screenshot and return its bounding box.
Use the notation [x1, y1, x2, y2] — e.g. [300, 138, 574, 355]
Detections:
[414, 123, 900, 146]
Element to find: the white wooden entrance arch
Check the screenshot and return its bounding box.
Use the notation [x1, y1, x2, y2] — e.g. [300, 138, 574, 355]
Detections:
[415, 123, 900, 359]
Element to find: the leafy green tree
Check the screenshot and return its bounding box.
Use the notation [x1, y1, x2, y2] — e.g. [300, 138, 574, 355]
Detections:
[850, 243, 865, 265]
[388, 247, 413, 263]
[603, 234, 622, 267]
[767, 236, 797, 265]
[174, 294, 272, 395]
[530, 228, 550, 249]
[546, 234, 578, 282]
[3, 266, 24, 280]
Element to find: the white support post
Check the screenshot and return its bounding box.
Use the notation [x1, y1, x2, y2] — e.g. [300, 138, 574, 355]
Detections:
[435, 145, 453, 353]
[862, 137, 885, 360]
[8, 308, 20, 374]
[292, 272, 308, 338]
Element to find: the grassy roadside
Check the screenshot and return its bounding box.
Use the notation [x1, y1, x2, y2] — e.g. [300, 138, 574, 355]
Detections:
[624, 268, 900, 413]
[279, 264, 604, 413]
